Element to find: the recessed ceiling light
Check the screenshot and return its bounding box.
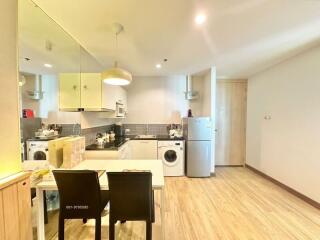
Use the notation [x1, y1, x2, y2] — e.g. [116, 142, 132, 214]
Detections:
[195, 14, 206, 25]
[156, 64, 162, 69]
[44, 63, 53, 68]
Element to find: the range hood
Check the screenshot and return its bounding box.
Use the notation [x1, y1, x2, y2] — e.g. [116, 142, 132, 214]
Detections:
[27, 75, 44, 100]
[185, 75, 199, 100]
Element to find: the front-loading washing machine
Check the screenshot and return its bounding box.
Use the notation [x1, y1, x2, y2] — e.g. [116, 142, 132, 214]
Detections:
[26, 140, 49, 160]
[158, 140, 185, 176]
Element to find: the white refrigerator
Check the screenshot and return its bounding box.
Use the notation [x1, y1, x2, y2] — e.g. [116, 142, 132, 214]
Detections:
[183, 117, 212, 177]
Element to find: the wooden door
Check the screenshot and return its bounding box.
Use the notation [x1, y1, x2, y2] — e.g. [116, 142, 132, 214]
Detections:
[17, 179, 32, 240]
[215, 80, 247, 166]
[2, 184, 20, 240]
[59, 73, 81, 109]
[81, 73, 102, 109]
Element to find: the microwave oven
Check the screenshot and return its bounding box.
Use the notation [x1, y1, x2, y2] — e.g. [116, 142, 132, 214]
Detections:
[116, 102, 125, 117]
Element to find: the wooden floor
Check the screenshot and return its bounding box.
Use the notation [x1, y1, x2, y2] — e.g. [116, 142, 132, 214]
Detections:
[33, 167, 320, 240]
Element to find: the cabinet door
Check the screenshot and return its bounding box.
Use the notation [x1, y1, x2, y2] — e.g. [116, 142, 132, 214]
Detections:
[59, 73, 81, 109]
[102, 83, 118, 110]
[18, 179, 32, 240]
[2, 184, 20, 240]
[130, 140, 158, 159]
[0, 191, 4, 240]
[81, 73, 102, 109]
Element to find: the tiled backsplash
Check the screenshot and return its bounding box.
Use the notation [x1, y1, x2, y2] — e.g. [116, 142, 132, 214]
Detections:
[22, 121, 180, 146]
[81, 125, 114, 145]
[20, 118, 42, 141]
[60, 124, 81, 137]
[123, 124, 170, 136]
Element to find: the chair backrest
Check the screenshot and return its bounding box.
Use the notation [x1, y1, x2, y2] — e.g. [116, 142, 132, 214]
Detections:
[53, 170, 101, 219]
[107, 172, 153, 221]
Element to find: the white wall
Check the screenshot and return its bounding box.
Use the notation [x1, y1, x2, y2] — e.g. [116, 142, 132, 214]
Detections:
[202, 72, 212, 116]
[0, 0, 22, 178]
[125, 76, 189, 124]
[246, 45, 320, 203]
[125, 75, 212, 124]
[80, 112, 121, 129]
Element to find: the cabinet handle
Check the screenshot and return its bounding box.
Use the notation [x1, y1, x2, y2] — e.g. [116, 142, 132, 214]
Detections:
[22, 182, 26, 186]
[73, 85, 77, 90]
[83, 85, 88, 89]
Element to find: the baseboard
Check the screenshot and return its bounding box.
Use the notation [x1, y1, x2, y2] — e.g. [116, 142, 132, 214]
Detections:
[245, 164, 320, 210]
[215, 165, 244, 167]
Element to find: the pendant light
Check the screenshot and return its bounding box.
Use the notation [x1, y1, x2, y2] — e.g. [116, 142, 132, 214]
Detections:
[102, 23, 132, 85]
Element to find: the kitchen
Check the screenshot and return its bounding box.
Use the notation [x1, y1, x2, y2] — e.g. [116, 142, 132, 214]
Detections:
[1, 0, 320, 240]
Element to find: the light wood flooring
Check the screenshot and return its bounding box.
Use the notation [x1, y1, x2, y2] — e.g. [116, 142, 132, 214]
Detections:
[33, 167, 320, 240]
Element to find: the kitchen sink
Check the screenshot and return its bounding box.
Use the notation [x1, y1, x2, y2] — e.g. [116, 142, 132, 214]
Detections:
[134, 134, 157, 139]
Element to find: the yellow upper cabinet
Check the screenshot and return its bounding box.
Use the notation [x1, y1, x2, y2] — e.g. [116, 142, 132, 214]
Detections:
[80, 73, 102, 109]
[59, 73, 81, 110]
[59, 73, 102, 110]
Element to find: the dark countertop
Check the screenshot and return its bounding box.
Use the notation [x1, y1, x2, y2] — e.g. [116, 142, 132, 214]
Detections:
[86, 137, 129, 151]
[128, 135, 184, 141]
[26, 136, 60, 141]
[85, 135, 184, 151]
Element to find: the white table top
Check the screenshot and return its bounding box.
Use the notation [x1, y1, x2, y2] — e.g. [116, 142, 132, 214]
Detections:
[36, 159, 165, 190]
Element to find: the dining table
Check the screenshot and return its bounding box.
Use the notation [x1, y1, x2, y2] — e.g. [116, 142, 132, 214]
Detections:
[36, 159, 165, 240]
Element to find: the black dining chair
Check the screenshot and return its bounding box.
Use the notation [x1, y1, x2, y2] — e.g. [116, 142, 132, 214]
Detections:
[53, 170, 110, 240]
[107, 171, 155, 240]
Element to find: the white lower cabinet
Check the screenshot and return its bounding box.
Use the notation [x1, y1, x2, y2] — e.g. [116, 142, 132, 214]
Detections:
[85, 140, 158, 160]
[85, 141, 131, 160]
[130, 140, 158, 159]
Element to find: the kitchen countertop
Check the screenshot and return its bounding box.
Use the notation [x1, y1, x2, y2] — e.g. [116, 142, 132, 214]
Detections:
[85, 137, 128, 151]
[128, 135, 184, 141]
[85, 135, 184, 151]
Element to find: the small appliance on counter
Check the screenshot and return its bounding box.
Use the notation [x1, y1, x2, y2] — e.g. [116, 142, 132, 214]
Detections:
[114, 124, 125, 137]
[34, 123, 60, 140]
[167, 124, 183, 139]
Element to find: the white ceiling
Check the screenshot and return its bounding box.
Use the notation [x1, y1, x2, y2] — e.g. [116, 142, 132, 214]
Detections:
[32, 0, 320, 78]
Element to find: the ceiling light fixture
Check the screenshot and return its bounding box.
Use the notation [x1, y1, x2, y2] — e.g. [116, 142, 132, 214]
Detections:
[102, 23, 132, 86]
[44, 63, 52, 68]
[195, 14, 206, 25]
[156, 64, 162, 69]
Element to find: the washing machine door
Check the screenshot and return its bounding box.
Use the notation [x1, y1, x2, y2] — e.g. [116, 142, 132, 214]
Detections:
[33, 150, 47, 160]
[162, 148, 179, 167]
